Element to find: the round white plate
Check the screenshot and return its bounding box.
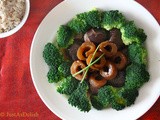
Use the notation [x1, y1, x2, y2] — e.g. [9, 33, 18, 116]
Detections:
[30, 0, 160, 120]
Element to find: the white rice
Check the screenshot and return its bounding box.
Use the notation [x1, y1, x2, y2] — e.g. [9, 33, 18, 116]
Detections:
[0, 0, 25, 33]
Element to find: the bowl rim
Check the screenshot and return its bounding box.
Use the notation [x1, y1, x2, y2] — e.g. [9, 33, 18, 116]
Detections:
[0, 0, 30, 38]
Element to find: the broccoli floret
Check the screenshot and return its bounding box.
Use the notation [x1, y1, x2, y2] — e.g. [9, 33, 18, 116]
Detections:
[120, 21, 147, 45]
[56, 25, 74, 48]
[68, 17, 90, 33]
[137, 28, 147, 42]
[95, 85, 139, 111]
[77, 9, 102, 28]
[43, 43, 63, 67]
[90, 95, 104, 110]
[58, 62, 71, 77]
[121, 88, 139, 106]
[128, 43, 147, 65]
[111, 99, 125, 110]
[125, 63, 150, 89]
[97, 86, 112, 106]
[92, 86, 124, 110]
[57, 76, 79, 95]
[106, 86, 126, 110]
[68, 81, 91, 112]
[101, 10, 125, 30]
[47, 66, 63, 83]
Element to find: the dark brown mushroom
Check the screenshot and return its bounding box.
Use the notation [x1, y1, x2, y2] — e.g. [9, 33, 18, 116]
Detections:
[84, 28, 110, 44]
[74, 33, 84, 41]
[68, 40, 83, 61]
[121, 47, 131, 66]
[89, 85, 99, 94]
[109, 28, 125, 50]
[107, 71, 125, 87]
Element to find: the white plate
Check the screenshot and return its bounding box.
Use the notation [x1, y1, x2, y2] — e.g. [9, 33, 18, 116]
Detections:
[30, 0, 160, 120]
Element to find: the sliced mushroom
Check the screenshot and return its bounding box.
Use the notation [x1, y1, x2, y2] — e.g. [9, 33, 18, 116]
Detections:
[121, 47, 131, 66]
[84, 28, 110, 44]
[68, 40, 83, 61]
[107, 71, 125, 87]
[109, 28, 125, 50]
[74, 33, 84, 41]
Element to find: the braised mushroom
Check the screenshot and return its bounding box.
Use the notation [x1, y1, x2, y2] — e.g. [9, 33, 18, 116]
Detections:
[109, 28, 125, 50]
[107, 71, 125, 87]
[68, 40, 83, 61]
[84, 28, 110, 44]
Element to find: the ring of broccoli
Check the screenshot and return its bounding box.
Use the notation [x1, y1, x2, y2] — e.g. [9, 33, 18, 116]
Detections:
[43, 8, 150, 112]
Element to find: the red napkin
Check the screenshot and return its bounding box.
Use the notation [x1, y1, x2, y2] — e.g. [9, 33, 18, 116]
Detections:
[0, 0, 159, 120]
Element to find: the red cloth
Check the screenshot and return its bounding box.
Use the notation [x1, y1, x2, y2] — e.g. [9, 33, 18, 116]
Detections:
[0, 0, 159, 120]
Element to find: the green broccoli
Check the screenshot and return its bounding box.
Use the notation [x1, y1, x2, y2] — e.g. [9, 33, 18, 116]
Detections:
[121, 88, 139, 106]
[103, 86, 126, 110]
[120, 21, 147, 45]
[57, 76, 79, 95]
[111, 87, 139, 109]
[91, 86, 125, 110]
[101, 10, 125, 30]
[58, 62, 71, 77]
[111, 99, 125, 110]
[43, 43, 63, 67]
[125, 63, 150, 89]
[137, 28, 147, 42]
[97, 85, 113, 106]
[68, 17, 90, 33]
[47, 66, 63, 83]
[68, 81, 91, 112]
[92, 86, 139, 111]
[56, 25, 74, 48]
[128, 43, 147, 65]
[90, 95, 104, 110]
[77, 9, 102, 28]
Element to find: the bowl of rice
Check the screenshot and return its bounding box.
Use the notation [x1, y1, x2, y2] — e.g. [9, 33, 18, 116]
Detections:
[0, 0, 30, 38]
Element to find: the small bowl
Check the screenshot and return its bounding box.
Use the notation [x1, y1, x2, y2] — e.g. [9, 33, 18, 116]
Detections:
[0, 0, 30, 38]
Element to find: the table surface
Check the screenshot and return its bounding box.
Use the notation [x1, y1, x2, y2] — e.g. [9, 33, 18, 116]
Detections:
[0, 0, 159, 120]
